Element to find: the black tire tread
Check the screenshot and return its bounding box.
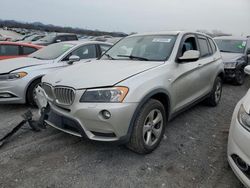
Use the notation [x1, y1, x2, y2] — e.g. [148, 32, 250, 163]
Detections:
[126, 99, 166, 154]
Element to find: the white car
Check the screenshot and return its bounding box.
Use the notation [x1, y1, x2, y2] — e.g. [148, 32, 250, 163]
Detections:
[0, 41, 112, 105]
[228, 65, 250, 187]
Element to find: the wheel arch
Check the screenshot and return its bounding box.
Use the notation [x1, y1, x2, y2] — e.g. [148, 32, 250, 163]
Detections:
[25, 75, 44, 103]
[121, 89, 171, 143]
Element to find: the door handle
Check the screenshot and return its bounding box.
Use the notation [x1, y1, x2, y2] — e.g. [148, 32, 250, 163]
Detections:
[198, 63, 203, 67]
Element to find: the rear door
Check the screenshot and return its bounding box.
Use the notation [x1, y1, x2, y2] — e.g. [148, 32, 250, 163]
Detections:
[0, 44, 20, 60]
[196, 35, 218, 95]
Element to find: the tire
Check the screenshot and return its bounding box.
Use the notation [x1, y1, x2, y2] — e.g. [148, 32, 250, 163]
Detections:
[205, 77, 222, 107]
[26, 78, 41, 106]
[126, 99, 167, 154]
[234, 68, 245, 85]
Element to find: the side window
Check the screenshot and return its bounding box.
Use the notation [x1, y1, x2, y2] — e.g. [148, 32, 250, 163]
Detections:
[208, 38, 217, 54]
[66, 35, 77, 41]
[57, 36, 67, 42]
[181, 36, 198, 56]
[198, 37, 210, 57]
[0, 45, 19, 56]
[22, 46, 37, 55]
[99, 44, 111, 53]
[71, 45, 97, 60]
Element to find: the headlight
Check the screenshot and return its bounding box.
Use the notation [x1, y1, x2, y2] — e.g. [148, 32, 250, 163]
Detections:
[0, 72, 27, 81]
[80, 87, 129, 103]
[238, 104, 250, 130]
[224, 62, 237, 69]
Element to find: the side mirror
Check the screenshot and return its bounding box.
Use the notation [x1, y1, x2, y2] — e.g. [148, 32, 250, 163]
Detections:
[56, 39, 61, 43]
[68, 55, 80, 65]
[178, 50, 200, 63]
[244, 65, 250, 75]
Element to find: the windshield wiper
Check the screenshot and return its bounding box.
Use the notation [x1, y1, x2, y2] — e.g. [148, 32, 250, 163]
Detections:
[220, 50, 235, 53]
[104, 53, 115, 60]
[32, 56, 44, 60]
[117, 55, 149, 61]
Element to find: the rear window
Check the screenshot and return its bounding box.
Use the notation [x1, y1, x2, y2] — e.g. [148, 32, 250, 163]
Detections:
[198, 38, 210, 57]
[208, 38, 217, 54]
[0, 45, 19, 56]
[22, 46, 37, 55]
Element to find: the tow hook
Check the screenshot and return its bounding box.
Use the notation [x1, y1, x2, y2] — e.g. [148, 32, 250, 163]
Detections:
[0, 106, 49, 148]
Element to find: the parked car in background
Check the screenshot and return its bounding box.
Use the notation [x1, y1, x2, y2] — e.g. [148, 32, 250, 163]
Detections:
[0, 41, 112, 105]
[33, 33, 78, 46]
[227, 65, 250, 188]
[214, 36, 250, 85]
[0, 41, 42, 60]
[40, 31, 224, 154]
[19, 34, 45, 43]
[0, 33, 13, 41]
[13, 33, 34, 42]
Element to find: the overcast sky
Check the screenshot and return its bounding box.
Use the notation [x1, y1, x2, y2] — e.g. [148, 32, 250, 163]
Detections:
[1, 0, 250, 35]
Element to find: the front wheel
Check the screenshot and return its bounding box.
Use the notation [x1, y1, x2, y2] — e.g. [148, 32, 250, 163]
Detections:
[26, 79, 41, 106]
[204, 77, 222, 107]
[126, 99, 166, 154]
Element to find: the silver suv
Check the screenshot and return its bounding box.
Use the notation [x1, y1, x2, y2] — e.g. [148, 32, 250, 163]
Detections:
[41, 31, 224, 154]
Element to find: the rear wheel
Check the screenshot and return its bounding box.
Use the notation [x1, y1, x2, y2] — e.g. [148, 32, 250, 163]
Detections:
[26, 79, 41, 106]
[126, 99, 166, 154]
[205, 77, 222, 107]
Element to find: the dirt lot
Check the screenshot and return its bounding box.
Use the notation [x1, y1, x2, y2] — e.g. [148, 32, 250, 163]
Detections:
[1, 80, 250, 188]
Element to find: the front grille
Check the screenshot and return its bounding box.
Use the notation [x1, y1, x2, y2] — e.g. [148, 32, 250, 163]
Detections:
[42, 83, 54, 100]
[42, 83, 75, 106]
[54, 87, 75, 105]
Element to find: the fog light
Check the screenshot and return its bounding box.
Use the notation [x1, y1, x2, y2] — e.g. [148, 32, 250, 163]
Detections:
[0, 93, 13, 98]
[101, 110, 111, 119]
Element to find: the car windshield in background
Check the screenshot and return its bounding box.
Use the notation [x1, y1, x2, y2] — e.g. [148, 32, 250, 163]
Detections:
[101, 35, 177, 61]
[215, 39, 247, 53]
[29, 43, 75, 60]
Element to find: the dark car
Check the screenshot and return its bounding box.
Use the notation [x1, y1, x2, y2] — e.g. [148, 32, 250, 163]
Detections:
[214, 36, 250, 85]
[33, 33, 78, 46]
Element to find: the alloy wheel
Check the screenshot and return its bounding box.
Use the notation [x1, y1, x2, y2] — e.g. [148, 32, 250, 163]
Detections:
[143, 109, 163, 147]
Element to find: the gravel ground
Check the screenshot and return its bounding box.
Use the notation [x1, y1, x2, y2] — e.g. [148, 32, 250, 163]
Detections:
[0, 79, 250, 188]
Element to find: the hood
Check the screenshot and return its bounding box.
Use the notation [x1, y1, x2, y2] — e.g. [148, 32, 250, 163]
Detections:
[0, 57, 51, 74]
[43, 60, 163, 89]
[220, 52, 243, 63]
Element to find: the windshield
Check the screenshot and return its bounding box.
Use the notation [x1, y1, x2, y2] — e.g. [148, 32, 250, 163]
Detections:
[29, 43, 75, 60]
[101, 35, 177, 61]
[214, 39, 247, 53]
